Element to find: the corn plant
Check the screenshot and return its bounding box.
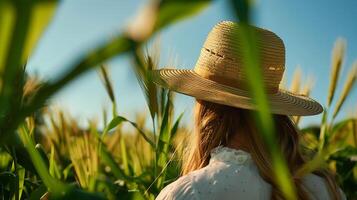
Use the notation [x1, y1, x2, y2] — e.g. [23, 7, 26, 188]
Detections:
[0, 0, 211, 199]
[0, 0, 356, 199]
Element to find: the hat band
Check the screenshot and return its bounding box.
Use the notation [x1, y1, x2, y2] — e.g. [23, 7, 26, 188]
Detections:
[195, 71, 280, 94]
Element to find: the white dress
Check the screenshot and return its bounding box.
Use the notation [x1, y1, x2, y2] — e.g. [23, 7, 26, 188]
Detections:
[156, 146, 346, 200]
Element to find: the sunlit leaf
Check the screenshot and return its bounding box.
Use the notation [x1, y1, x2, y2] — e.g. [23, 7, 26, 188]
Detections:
[0, 1, 15, 71]
[230, 0, 297, 199]
[155, 0, 211, 31]
[103, 116, 155, 148]
[22, 1, 57, 61]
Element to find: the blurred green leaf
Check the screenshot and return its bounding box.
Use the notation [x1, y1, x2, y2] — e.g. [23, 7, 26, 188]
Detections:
[49, 145, 61, 180]
[331, 146, 357, 159]
[35, 143, 49, 168]
[230, 0, 297, 199]
[89, 126, 130, 182]
[18, 122, 65, 194]
[0, 1, 56, 131]
[12, 166, 25, 200]
[120, 137, 130, 175]
[62, 164, 73, 180]
[155, 0, 211, 31]
[0, 1, 15, 70]
[4, 133, 37, 173]
[98, 141, 128, 181]
[22, 1, 57, 61]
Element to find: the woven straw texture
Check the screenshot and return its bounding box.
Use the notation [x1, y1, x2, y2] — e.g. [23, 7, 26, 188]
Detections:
[152, 21, 323, 116]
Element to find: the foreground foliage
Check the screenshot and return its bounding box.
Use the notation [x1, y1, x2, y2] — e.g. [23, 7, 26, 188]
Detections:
[0, 0, 356, 199]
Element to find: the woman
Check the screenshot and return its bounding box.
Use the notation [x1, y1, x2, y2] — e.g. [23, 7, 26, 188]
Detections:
[152, 21, 345, 200]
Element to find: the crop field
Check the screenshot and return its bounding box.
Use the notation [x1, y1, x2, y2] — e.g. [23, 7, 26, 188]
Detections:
[0, 1, 356, 200]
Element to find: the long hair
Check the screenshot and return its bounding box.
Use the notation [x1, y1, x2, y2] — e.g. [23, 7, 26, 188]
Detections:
[182, 100, 341, 200]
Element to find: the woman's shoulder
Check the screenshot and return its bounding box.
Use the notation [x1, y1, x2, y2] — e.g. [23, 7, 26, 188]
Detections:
[156, 168, 346, 200]
[155, 167, 213, 200]
[302, 173, 346, 200]
[156, 161, 270, 200]
[155, 173, 196, 200]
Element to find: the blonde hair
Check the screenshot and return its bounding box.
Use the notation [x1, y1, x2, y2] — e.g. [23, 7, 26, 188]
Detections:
[182, 100, 341, 200]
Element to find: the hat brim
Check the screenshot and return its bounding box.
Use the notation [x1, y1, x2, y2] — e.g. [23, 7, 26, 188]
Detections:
[151, 68, 323, 116]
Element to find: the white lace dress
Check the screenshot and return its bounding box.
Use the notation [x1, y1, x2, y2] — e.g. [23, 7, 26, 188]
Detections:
[156, 146, 346, 200]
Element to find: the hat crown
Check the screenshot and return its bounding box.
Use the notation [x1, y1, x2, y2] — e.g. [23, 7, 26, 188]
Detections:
[194, 21, 286, 93]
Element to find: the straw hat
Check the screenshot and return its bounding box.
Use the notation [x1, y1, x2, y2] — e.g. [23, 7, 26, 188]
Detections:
[151, 21, 323, 116]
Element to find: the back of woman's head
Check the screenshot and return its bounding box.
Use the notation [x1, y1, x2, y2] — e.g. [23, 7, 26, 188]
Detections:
[182, 100, 341, 200]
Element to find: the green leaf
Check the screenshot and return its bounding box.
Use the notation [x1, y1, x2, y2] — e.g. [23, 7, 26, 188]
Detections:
[0, 151, 12, 168]
[104, 116, 155, 148]
[13, 166, 25, 200]
[229, 0, 297, 199]
[18, 123, 66, 194]
[331, 146, 357, 159]
[0, 1, 56, 131]
[170, 112, 184, 139]
[88, 127, 130, 182]
[98, 141, 128, 181]
[3, 133, 37, 173]
[62, 164, 73, 180]
[155, 0, 211, 31]
[155, 93, 172, 189]
[0, 1, 15, 70]
[22, 1, 57, 61]
[35, 143, 49, 168]
[132, 51, 159, 124]
[331, 119, 354, 135]
[120, 136, 130, 175]
[104, 116, 125, 134]
[49, 145, 61, 180]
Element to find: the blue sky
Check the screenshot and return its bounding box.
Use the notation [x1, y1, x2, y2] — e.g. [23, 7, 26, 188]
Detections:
[27, 0, 357, 128]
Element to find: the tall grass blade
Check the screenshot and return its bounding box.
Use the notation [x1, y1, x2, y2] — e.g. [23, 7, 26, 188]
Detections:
[332, 61, 357, 119]
[156, 93, 171, 166]
[318, 109, 328, 151]
[156, 93, 177, 189]
[327, 38, 346, 107]
[290, 67, 302, 94]
[12, 166, 25, 200]
[49, 145, 61, 180]
[88, 124, 131, 182]
[132, 49, 159, 123]
[103, 116, 155, 148]
[295, 75, 314, 125]
[99, 65, 117, 117]
[230, 0, 297, 199]
[120, 137, 130, 175]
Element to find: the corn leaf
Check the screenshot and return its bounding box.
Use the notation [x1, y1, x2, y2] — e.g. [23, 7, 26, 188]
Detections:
[155, 0, 211, 31]
[104, 116, 155, 148]
[230, 0, 297, 199]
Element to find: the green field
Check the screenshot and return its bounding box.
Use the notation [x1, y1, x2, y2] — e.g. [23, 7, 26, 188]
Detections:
[0, 1, 356, 199]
